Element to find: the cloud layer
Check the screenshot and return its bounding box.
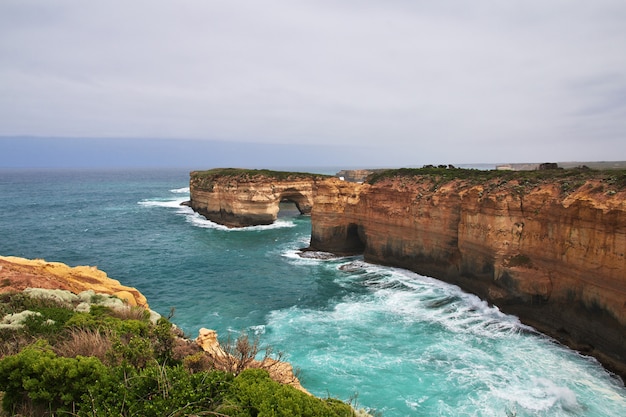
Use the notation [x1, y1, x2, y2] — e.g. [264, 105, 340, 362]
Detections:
[1, 1, 625, 166]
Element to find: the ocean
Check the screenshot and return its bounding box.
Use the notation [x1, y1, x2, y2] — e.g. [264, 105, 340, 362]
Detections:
[1, 168, 625, 416]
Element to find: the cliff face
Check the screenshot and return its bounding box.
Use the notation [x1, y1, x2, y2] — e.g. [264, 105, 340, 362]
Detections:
[310, 173, 626, 377]
[189, 169, 327, 227]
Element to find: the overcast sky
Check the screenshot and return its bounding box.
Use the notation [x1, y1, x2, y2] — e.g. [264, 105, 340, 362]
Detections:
[1, 1, 625, 168]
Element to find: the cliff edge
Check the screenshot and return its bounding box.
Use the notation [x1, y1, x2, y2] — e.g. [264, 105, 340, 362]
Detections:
[309, 168, 626, 379]
[0, 255, 148, 307]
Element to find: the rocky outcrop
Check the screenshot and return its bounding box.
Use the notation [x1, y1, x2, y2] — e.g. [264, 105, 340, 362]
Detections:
[196, 328, 308, 394]
[309, 170, 626, 378]
[0, 256, 148, 307]
[189, 169, 328, 227]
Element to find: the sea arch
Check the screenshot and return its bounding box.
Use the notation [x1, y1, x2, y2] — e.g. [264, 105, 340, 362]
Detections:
[189, 169, 324, 228]
[278, 188, 313, 215]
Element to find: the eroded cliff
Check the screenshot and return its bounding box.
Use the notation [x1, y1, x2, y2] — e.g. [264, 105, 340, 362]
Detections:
[310, 168, 626, 378]
[0, 255, 148, 307]
[189, 169, 329, 227]
[187, 167, 626, 378]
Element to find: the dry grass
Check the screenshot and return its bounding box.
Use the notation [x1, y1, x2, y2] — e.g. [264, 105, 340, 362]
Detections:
[53, 328, 112, 361]
[0, 333, 37, 359]
[106, 305, 150, 321]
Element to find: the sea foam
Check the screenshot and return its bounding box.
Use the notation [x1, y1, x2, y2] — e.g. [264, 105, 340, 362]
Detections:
[264, 255, 622, 416]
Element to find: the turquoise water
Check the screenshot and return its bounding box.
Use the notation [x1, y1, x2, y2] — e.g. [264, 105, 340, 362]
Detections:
[1, 168, 625, 416]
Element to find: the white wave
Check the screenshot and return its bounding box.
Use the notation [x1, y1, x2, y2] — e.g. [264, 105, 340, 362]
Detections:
[248, 325, 266, 335]
[139, 195, 296, 231]
[334, 262, 527, 337]
[492, 377, 580, 412]
[184, 211, 232, 230]
[138, 197, 189, 209]
[170, 187, 190, 194]
[185, 210, 295, 231]
[282, 249, 312, 261]
[263, 258, 626, 416]
[239, 220, 296, 231]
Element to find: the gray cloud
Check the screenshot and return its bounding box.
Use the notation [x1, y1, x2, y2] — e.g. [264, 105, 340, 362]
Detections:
[1, 0, 625, 166]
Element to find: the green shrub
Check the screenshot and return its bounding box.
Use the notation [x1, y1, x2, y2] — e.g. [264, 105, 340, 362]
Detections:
[0, 341, 107, 413]
[0, 292, 358, 417]
[107, 335, 155, 369]
[115, 318, 151, 338]
[22, 306, 75, 337]
[152, 317, 176, 364]
[77, 365, 233, 417]
[64, 311, 100, 329]
[223, 368, 355, 417]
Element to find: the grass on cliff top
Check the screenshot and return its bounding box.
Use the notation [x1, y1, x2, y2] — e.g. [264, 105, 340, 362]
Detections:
[191, 168, 331, 180]
[367, 166, 626, 190]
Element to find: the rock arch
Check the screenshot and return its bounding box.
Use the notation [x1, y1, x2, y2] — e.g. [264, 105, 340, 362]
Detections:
[189, 170, 323, 228]
[278, 188, 313, 215]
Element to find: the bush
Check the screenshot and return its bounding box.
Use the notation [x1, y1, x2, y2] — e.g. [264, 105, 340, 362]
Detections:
[79, 364, 233, 417]
[223, 369, 355, 417]
[0, 341, 107, 413]
[21, 306, 74, 338]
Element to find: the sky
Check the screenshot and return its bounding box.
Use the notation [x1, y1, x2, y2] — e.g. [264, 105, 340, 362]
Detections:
[1, 0, 626, 169]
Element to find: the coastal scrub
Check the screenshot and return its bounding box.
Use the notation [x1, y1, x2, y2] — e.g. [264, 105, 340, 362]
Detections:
[0, 291, 357, 417]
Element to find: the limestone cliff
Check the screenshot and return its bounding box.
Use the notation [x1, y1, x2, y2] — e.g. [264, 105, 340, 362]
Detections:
[189, 169, 329, 227]
[309, 168, 626, 378]
[0, 256, 148, 307]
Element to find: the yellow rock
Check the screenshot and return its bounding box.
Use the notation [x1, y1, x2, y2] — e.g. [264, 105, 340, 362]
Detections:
[0, 256, 148, 308]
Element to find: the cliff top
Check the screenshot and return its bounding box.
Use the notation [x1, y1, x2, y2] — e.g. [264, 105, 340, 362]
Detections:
[190, 168, 330, 181]
[367, 166, 626, 191]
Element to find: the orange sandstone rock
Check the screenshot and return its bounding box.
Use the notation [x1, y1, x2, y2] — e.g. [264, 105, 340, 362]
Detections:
[0, 256, 148, 308]
[309, 173, 626, 379]
[189, 170, 326, 227]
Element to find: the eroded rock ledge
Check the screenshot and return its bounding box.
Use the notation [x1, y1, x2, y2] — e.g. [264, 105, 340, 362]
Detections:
[0, 255, 148, 307]
[189, 168, 329, 227]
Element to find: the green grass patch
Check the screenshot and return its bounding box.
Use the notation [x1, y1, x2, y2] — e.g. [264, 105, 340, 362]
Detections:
[191, 168, 330, 181]
[366, 166, 626, 192]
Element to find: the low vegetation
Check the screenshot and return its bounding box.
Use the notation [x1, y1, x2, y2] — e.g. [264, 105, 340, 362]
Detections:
[190, 168, 330, 193]
[366, 165, 626, 194]
[0, 291, 357, 417]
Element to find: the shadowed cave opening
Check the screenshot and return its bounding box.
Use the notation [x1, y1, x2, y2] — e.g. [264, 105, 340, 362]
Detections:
[278, 190, 312, 219]
[345, 222, 366, 254]
[278, 200, 303, 218]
